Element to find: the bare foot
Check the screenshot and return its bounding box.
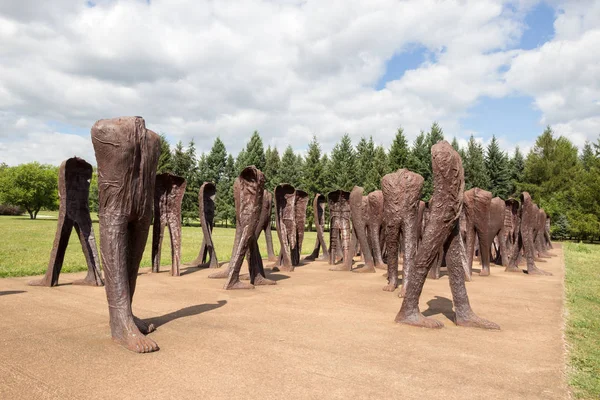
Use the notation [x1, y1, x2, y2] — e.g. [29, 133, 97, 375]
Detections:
[133, 316, 155, 334]
[455, 311, 500, 330]
[382, 283, 397, 292]
[276, 265, 294, 272]
[253, 275, 277, 286]
[352, 265, 376, 273]
[225, 280, 255, 290]
[28, 277, 53, 287]
[113, 322, 159, 353]
[479, 268, 490, 277]
[505, 266, 521, 273]
[527, 266, 552, 276]
[395, 311, 444, 329]
[208, 268, 230, 279]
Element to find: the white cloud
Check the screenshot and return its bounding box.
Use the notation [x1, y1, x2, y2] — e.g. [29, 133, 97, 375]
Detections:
[0, 0, 598, 166]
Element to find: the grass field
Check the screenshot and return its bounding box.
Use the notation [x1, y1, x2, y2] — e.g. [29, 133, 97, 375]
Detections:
[0, 212, 320, 278]
[563, 242, 600, 399]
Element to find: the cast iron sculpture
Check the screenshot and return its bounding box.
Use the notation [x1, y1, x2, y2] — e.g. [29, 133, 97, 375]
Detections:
[535, 208, 551, 257]
[396, 141, 499, 330]
[259, 191, 278, 262]
[151, 173, 186, 276]
[463, 187, 493, 277]
[91, 116, 161, 353]
[519, 193, 552, 275]
[209, 166, 276, 288]
[274, 184, 297, 272]
[291, 190, 309, 265]
[544, 215, 553, 250]
[304, 193, 329, 261]
[29, 157, 103, 287]
[480, 196, 506, 276]
[188, 182, 219, 269]
[501, 198, 522, 271]
[328, 190, 353, 271]
[367, 190, 385, 269]
[381, 169, 423, 294]
[350, 186, 376, 273]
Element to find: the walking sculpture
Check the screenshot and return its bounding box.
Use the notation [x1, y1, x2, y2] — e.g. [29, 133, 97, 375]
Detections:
[367, 190, 385, 269]
[291, 190, 309, 266]
[258, 191, 278, 262]
[396, 141, 499, 330]
[535, 208, 552, 257]
[29, 157, 103, 287]
[304, 193, 329, 261]
[274, 184, 297, 272]
[91, 116, 161, 353]
[151, 173, 186, 276]
[209, 166, 276, 288]
[350, 186, 376, 273]
[479, 196, 506, 276]
[188, 182, 219, 269]
[544, 215, 553, 250]
[501, 198, 522, 271]
[381, 169, 423, 295]
[519, 192, 552, 275]
[463, 187, 493, 277]
[327, 190, 353, 271]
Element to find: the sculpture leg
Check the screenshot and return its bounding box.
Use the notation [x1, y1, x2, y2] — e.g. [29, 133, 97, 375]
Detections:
[304, 237, 320, 261]
[167, 213, 182, 277]
[248, 237, 276, 286]
[523, 228, 552, 276]
[224, 225, 255, 290]
[370, 222, 385, 269]
[478, 228, 491, 276]
[328, 226, 338, 265]
[72, 219, 104, 286]
[101, 215, 158, 353]
[29, 216, 74, 287]
[330, 221, 352, 271]
[383, 222, 400, 292]
[265, 225, 278, 262]
[445, 224, 499, 329]
[465, 225, 476, 275]
[151, 218, 165, 273]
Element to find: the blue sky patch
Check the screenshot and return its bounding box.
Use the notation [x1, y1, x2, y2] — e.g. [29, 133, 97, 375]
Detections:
[375, 45, 429, 90]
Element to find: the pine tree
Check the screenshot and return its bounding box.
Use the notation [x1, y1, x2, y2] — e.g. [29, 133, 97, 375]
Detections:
[197, 153, 210, 183]
[364, 145, 387, 193]
[408, 131, 432, 198]
[388, 128, 409, 172]
[302, 136, 325, 196]
[328, 134, 356, 191]
[355, 136, 375, 186]
[427, 122, 444, 147]
[264, 146, 281, 191]
[157, 133, 173, 174]
[243, 131, 266, 171]
[279, 146, 302, 187]
[172, 140, 200, 223]
[509, 146, 525, 196]
[580, 141, 596, 172]
[451, 137, 460, 152]
[205, 137, 227, 183]
[234, 149, 247, 175]
[463, 135, 490, 190]
[216, 154, 236, 227]
[485, 135, 511, 198]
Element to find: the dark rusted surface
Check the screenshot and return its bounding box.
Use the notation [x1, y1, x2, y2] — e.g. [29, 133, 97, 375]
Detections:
[544, 215, 553, 249]
[480, 196, 506, 275]
[91, 116, 161, 353]
[304, 193, 329, 261]
[292, 190, 309, 266]
[535, 208, 551, 257]
[367, 190, 385, 269]
[396, 141, 499, 330]
[29, 157, 103, 287]
[188, 182, 218, 269]
[328, 190, 353, 271]
[463, 187, 493, 277]
[274, 184, 297, 272]
[209, 166, 276, 288]
[381, 169, 423, 294]
[151, 173, 186, 276]
[350, 186, 375, 273]
[258, 191, 278, 262]
[501, 198, 522, 271]
[520, 193, 552, 275]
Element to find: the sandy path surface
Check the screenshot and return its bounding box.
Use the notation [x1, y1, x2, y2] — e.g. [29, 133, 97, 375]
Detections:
[0, 246, 568, 399]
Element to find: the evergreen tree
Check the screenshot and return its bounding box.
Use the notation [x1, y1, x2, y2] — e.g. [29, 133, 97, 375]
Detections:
[216, 154, 236, 227]
[264, 146, 281, 191]
[451, 137, 460, 152]
[407, 131, 432, 199]
[157, 133, 173, 174]
[509, 146, 525, 196]
[279, 146, 302, 187]
[205, 137, 227, 183]
[388, 128, 409, 172]
[197, 153, 210, 183]
[355, 136, 375, 186]
[463, 135, 490, 190]
[485, 135, 511, 198]
[243, 131, 266, 171]
[364, 145, 387, 193]
[328, 134, 356, 191]
[580, 141, 596, 172]
[427, 122, 444, 147]
[321, 153, 333, 193]
[172, 140, 200, 223]
[234, 149, 247, 175]
[302, 136, 325, 196]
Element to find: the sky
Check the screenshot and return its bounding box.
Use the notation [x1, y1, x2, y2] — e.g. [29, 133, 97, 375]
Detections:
[0, 0, 599, 165]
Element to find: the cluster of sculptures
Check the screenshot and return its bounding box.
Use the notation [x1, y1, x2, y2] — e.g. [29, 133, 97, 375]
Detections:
[29, 116, 555, 353]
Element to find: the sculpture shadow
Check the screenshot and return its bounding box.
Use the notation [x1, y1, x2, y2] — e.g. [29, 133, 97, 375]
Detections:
[0, 290, 26, 297]
[180, 261, 230, 276]
[145, 300, 227, 329]
[422, 296, 455, 321]
[265, 273, 291, 282]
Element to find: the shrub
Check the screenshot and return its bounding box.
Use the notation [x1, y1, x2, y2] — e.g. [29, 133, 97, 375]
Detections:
[0, 204, 24, 216]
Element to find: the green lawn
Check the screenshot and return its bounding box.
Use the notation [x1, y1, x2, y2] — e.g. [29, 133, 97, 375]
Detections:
[563, 242, 600, 399]
[0, 212, 320, 278]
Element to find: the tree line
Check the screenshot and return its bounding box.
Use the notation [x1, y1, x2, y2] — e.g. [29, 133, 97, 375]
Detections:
[1, 124, 599, 240]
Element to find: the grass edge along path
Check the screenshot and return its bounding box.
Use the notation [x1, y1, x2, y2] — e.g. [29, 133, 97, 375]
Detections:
[563, 242, 600, 399]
